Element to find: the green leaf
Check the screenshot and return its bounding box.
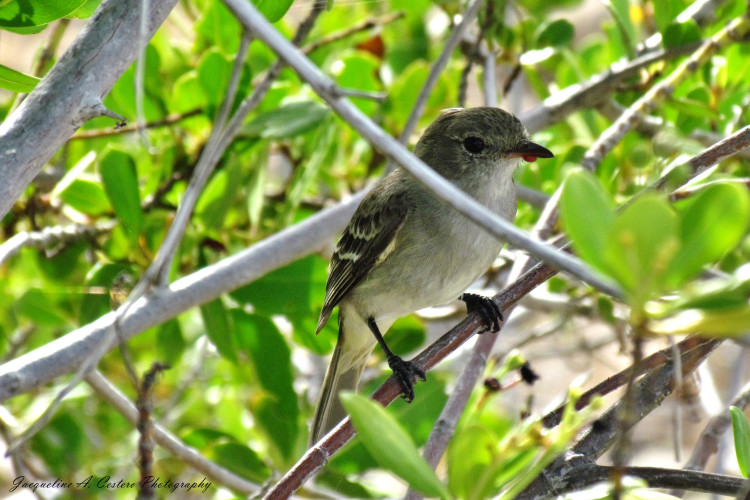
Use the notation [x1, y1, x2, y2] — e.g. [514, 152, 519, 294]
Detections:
[537, 19, 575, 47]
[199, 298, 237, 362]
[663, 19, 701, 50]
[340, 393, 452, 500]
[448, 424, 497, 499]
[16, 289, 68, 326]
[559, 169, 615, 273]
[156, 319, 185, 365]
[197, 49, 232, 116]
[230, 255, 327, 317]
[652, 0, 683, 34]
[58, 178, 111, 215]
[67, 0, 104, 19]
[0, 64, 39, 92]
[209, 442, 271, 483]
[243, 100, 330, 139]
[731, 406, 750, 477]
[604, 195, 679, 302]
[234, 311, 299, 461]
[195, 158, 243, 232]
[603, 0, 636, 57]
[384, 316, 426, 357]
[0, 0, 86, 27]
[253, 0, 293, 22]
[648, 304, 750, 336]
[99, 149, 144, 238]
[666, 183, 750, 288]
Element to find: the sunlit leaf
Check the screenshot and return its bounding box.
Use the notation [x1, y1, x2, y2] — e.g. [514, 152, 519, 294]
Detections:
[234, 311, 299, 461]
[99, 149, 144, 238]
[560, 169, 615, 274]
[199, 298, 237, 362]
[341, 393, 452, 500]
[253, 0, 293, 22]
[0, 0, 86, 27]
[666, 182, 750, 288]
[732, 406, 750, 477]
[0, 64, 39, 93]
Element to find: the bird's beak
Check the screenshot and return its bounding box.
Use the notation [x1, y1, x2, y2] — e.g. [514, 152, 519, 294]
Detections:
[511, 139, 554, 162]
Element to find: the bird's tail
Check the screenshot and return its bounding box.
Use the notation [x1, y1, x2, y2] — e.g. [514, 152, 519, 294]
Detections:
[308, 310, 374, 447]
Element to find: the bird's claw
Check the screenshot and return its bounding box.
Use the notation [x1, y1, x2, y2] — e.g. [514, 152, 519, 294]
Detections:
[387, 355, 426, 402]
[460, 293, 503, 333]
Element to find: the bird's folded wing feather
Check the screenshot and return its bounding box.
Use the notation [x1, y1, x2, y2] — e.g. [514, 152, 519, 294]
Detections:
[316, 182, 412, 333]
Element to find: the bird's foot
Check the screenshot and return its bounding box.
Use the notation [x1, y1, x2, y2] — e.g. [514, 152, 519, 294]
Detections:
[460, 293, 503, 333]
[387, 355, 426, 402]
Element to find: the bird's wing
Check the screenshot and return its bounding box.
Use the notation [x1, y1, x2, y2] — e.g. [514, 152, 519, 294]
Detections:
[316, 182, 412, 333]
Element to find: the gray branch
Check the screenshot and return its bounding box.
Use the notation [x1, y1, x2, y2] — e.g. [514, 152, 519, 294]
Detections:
[0, 195, 361, 402]
[0, 0, 179, 221]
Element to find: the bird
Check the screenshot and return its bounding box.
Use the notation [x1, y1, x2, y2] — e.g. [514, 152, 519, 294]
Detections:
[308, 107, 553, 446]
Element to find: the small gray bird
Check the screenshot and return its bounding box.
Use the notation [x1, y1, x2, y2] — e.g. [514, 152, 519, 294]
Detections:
[309, 107, 553, 446]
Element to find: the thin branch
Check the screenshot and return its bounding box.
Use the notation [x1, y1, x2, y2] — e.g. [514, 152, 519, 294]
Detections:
[302, 11, 405, 55]
[682, 379, 750, 471]
[0, 221, 115, 266]
[70, 109, 202, 139]
[85, 370, 257, 495]
[549, 465, 744, 497]
[518, 337, 722, 499]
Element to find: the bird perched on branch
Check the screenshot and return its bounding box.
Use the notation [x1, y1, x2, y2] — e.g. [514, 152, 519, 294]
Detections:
[309, 107, 553, 446]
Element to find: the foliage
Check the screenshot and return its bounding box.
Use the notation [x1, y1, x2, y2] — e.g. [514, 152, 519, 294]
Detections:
[1, 0, 750, 498]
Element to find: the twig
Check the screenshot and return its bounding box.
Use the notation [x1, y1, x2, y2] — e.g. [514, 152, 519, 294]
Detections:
[137, 362, 169, 500]
[545, 465, 744, 497]
[85, 370, 256, 494]
[518, 337, 722, 499]
[70, 109, 202, 139]
[0, 221, 115, 266]
[302, 11, 405, 55]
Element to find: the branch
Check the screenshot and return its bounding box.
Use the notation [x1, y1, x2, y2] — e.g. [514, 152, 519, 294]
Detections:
[69, 109, 202, 139]
[0, 191, 362, 402]
[86, 371, 258, 495]
[302, 11, 405, 55]
[0, 0, 179, 221]
[548, 465, 744, 497]
[0, 221, 115, 266]
[541, 336, 714, 429]
[518, 337, 722, 499]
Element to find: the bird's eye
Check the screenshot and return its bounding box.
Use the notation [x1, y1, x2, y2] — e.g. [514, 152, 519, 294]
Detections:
[463, 137, 485, 154]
